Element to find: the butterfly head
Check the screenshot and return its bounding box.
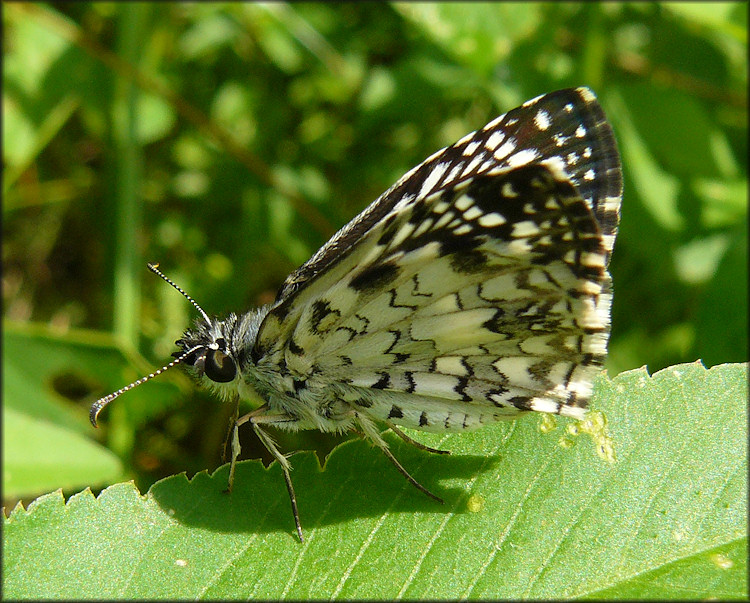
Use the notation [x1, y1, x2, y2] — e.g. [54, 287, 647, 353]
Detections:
[175, 318, 238, 384]
[89, 263, 263, 427]
[172, 303, 270, 402]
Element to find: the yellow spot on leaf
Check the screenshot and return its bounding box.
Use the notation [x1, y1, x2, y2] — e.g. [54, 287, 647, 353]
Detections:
[578, 410, 616, 463]
[467, 494, 485, 513]
[711, 553, 734, 570]
[539, 414, 557, 433]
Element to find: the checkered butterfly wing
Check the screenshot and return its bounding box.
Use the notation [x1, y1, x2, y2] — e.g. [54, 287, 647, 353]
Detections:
[253, 87, 622, 425]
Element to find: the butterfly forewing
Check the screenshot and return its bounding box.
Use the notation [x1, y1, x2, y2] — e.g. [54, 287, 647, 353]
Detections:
[254, 87, 621, 427]
[267, 86, 620, 313]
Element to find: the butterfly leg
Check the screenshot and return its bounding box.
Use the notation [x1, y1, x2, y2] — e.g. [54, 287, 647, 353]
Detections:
[229, 405, 305, 542]
[357, 414, 444, 504]
[222, 396, 240, 463]
[386, 421, 451, 455]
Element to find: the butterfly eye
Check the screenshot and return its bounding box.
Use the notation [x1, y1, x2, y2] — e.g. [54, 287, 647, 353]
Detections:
[204, 349, 237, 383]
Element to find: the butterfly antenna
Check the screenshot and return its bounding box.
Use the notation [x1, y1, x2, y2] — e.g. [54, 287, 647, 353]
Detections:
[89, 346, 201, 427]
[91, 263, 212, 427]
[148, 262, 211, 324]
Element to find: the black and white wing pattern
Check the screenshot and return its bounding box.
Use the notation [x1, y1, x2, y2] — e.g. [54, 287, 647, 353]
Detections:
[252, 87, 622, 431]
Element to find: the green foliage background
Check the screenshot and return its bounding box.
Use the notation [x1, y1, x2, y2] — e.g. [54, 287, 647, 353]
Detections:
[3, 3, 747, 597]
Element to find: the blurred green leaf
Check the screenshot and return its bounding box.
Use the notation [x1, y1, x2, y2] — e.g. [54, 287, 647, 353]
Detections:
[396, 3, 544, 75]
[135, 93, 176, 145]
[693, 225, 749, 365]
[621, 85, 725, 178]
[607, 87, 683, 231]
[663, 2, 746, 39]
[3, 406, 121, 497]
[2, 323, 183, 495]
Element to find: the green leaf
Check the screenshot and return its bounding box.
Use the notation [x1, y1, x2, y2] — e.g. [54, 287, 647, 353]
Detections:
[4, 362, 746, 599]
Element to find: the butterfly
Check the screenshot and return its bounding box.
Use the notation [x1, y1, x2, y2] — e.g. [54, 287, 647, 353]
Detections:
[91, 87, 622, 541]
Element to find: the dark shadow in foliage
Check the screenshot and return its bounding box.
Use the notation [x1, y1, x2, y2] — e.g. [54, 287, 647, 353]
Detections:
[149, 435, 497, 538]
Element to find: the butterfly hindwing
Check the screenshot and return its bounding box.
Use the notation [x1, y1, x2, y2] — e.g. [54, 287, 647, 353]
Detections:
[282, 164, 607, 420]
